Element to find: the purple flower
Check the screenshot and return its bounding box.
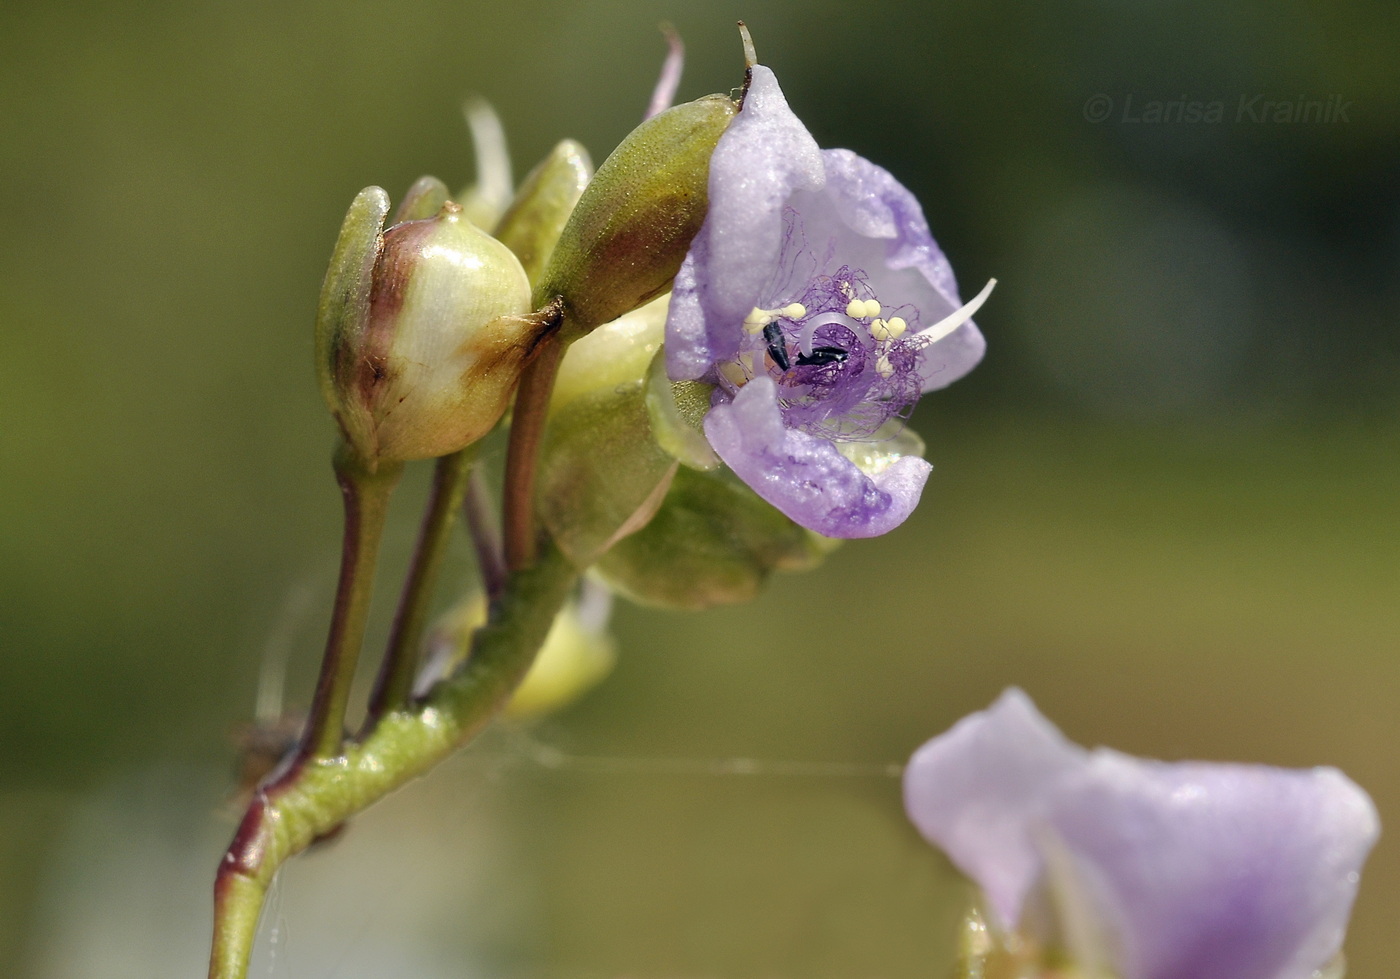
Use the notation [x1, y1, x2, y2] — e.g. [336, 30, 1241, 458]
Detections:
[903, 689, 1379, 979]
[665, 66, 990, 538]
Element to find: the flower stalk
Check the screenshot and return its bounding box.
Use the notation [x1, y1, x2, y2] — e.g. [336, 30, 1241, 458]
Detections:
[298, 443, 402, 761]
[502, 299, 565, 572]
[464, 465, 507, 600]
[209, 542, 579, 979]
[363, 446, 475, 729]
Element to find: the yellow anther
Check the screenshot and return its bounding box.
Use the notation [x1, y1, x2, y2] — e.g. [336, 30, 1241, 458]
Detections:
[845, 299, 866, 318]
[869, 316, 905, 342]
[746, 303, 807, 334]
[863, 299, 881, 318]
[743, 307, 773, 334]
[873, 319, 907, 343]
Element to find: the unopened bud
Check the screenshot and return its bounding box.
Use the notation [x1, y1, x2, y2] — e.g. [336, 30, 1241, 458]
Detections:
[494, 139, 593, 288]
[315, 188, 541, 467]
[536, 95, 737, 337]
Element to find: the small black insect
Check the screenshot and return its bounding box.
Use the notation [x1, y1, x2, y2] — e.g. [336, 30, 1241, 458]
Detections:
[794, 346, 849, 368]
[762, 321, 791, 370]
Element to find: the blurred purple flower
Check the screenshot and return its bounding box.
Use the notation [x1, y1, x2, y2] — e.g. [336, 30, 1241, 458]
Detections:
[903, 689, 1379, 979]
[665, 66, 990, 538]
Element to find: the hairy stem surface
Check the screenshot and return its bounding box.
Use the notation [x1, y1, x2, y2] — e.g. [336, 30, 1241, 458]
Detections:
[209, 543, 578, 979]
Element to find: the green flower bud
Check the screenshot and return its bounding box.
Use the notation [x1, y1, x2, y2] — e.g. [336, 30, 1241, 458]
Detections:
[536, 95, 737, 337]
[315, 187, 543, 467]
[537, 296, 678, 567]
[493, 139, 593, 288]
[595, 464, 828, 611]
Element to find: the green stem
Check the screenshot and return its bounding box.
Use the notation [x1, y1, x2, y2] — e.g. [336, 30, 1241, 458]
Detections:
[209, 542, 578, 979]
[299, 444, 402, 761]
[363, 448, 473, 729]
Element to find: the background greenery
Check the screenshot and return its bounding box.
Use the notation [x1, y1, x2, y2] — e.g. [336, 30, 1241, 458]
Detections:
[2, 0, 1397, 976]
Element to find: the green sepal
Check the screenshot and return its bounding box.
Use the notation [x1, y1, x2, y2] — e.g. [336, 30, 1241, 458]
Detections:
[494, 139, 594, 288]
[539, 297, 679, 567]
[392, 175, 451, 224]
[314, 186, 390, 462]
[644, 346, 720, 470]
[538, 375, 678, 569]
[595, 465, 827, 610]
[535, 94, 737, 337]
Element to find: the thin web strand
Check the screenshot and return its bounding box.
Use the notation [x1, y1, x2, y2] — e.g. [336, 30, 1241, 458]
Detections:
[502, 731, 905, 779]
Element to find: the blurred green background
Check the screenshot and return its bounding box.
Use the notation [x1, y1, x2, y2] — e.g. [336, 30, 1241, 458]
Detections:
[2, 0, 1398, 976]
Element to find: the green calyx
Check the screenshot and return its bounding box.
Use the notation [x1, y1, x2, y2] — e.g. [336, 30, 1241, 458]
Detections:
[539, 296, 831, 604]
[392, 175, 451, 223]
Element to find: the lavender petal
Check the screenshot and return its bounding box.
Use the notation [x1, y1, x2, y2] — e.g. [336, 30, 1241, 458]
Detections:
[665, 66, 824, 381]
[1047, 753, 1379, 979]
[815, 149, 986, 392]
[903, 690, 1380, 979]
[902, 689, 1087, 928]
[702, 377, 931, 538]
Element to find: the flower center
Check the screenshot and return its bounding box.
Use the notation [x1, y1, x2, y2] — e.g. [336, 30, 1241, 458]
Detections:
[713, 207, 996, 444]
[718, 265, 926, 442]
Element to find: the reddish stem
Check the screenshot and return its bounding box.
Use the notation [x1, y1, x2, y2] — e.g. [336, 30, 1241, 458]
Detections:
[298, 445, 401, 761]
[502, 303, 565, 571]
